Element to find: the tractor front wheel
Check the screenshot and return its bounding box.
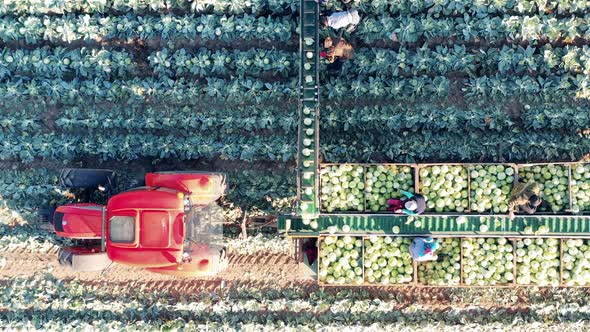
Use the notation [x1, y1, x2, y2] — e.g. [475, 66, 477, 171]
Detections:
[58, 247, 112, 272]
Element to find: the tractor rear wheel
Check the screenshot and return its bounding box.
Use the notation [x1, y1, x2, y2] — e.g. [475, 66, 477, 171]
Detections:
[59, 168, 115, 191]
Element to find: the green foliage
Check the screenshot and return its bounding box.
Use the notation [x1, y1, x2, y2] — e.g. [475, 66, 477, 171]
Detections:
[149, 48, 297, 79]
[0, 77, 297, 105]
[0, 0, 296, 15]
[0, 14, 296, 44]
[0, 46, 135, 80]
[356, 14, 590, 44]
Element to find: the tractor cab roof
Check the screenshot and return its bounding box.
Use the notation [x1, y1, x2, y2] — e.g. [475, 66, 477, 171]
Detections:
[106, 187, 186, 268]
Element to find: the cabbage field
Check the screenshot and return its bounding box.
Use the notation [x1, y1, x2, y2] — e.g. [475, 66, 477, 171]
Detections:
[3, 0, 590, 330]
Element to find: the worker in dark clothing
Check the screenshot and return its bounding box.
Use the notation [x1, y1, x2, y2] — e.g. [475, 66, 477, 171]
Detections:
[320, 36, 354, 64]
[508, 180, 543, 219]
[387, 190, 426, 215]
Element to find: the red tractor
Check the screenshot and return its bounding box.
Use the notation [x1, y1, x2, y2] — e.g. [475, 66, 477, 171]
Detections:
[51, 169, 228, 277]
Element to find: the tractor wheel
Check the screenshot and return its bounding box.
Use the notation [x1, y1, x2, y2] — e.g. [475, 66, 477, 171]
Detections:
[59, 168, 115, 191]
[58, 247, 112, 272]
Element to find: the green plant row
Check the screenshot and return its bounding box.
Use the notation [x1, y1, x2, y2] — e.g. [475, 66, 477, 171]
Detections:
[325, 74, 589, 101]
[54, 104, 297, 134]
[321, 102, 590, 133]
[0, 46, 299, 81]
[149, 48, 297, 79]
[356, 14, 590, 44]
[4, 44, 589, 83]
[326, 0, 589, 16]
[0, 0, 295, 15]
[0, 46, 134, 80]
[0, 14, 296, 44]
[0, 132, 296, 163]
[0, 75, 584, 107]
[3, 274, 590, 330]
[320, 130, 590, 163]
[344, 45, 590, 78]
[0, 77, 297, 105]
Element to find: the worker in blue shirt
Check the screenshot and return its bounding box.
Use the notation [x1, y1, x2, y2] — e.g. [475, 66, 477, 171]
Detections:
[387, 190, 426, 215]
[410, 237, 439, 261]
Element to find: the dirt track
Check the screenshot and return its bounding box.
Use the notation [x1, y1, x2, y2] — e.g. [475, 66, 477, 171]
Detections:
[0, 251, 314, 293]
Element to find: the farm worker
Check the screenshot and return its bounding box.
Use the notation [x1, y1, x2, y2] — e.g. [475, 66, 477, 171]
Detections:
[320, 37, 354, 64]
[410, 237, 439, 262]
[316, 0, 352, 5]
[387, 190, 426, 215]
[321, 9, 361, 32]
[508, 180, 543, 219]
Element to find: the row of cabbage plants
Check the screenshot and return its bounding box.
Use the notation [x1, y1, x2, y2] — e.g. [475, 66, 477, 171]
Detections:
[319, 235, 590, 287]
[0, 74, 586, 106]
[4, 45, 589, 83]
[0, 132, 295, 163]
[319, 163, 590, 213]
[326, 0, 589, 15]
[5, 99, 589, 137]
[0, 77, 297, 105]
[0, 0, 295, 15]
[321, 130, 590, 166]
[0, 46, 297, 80]
[356, 14, 590, 44]
[0, 14, 296, 44]
[5, 273, 590, 331]
[344, 45, 590, 78]
[324, 74, 590, 101]
[321, 102, 590, 133]
[3, 130, 590, 165]
[148, 48, 297, 78]
[52, 104, 297, 134]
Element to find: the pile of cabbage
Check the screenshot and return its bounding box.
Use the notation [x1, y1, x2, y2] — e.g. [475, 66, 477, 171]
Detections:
[419, 165, 469, 212]
[365, 165, 414, 212]
[320, 165, 365, 212]
[562, 238, 590, 286]
[518, 165, 569, 212]
[571, 164, 590, 213]
[515, 238, 560, 285]
[364, 236, 413, 284]
[418, 238, 461, 285]
[319, 235, 363, 285]
[470, 165, 515, 213]
[462, 238, 514, 285]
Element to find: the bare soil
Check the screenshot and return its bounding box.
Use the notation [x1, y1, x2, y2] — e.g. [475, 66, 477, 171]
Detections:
[0, 251, 307, 292]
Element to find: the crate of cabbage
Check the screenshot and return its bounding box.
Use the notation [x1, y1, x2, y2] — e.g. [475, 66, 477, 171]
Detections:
[318, 235, 413, 286]
[518, 163, 571, 213]
[320, 164, 415, 213]
[320, 164, 366, 212]
[365, 164, 415, 212]
[469, 164, 516, 214]
[418, 164, 469, 213]
[571, 163, 590, 213]
[318, 235, 590, 287]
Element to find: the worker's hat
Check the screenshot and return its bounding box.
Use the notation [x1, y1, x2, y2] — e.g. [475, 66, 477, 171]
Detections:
[405, 200, 418, 211]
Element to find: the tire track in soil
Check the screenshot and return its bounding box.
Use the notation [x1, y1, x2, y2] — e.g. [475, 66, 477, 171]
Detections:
[0, 251, 546, 308]
[0, 251, 305, 292]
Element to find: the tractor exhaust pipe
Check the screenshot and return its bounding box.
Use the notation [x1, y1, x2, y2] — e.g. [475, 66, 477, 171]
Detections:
[100, 207, 106, 252]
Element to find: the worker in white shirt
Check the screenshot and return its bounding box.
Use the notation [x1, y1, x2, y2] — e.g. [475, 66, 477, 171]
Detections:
[321, 8, 361, 33]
